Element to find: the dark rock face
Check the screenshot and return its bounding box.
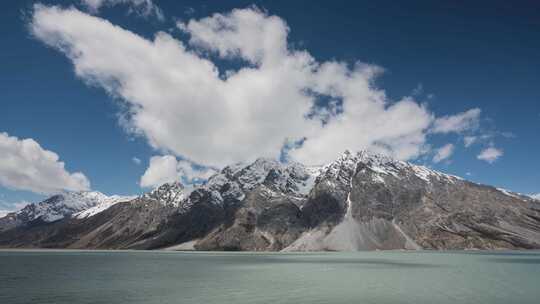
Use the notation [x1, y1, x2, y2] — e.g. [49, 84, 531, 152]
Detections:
[196, 186, 307, 251]
[1, 151, 539, 251]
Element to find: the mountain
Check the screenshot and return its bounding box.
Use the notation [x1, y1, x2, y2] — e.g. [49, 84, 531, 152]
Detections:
[530, 193, 540, 200]
[0, 151, 539, 251]
[0, 191, 134, 233]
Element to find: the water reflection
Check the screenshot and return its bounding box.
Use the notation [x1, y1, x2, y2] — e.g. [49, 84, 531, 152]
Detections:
[236, 255, 441, 268]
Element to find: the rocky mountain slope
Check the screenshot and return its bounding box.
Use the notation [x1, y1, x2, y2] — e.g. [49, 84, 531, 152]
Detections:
[1, 151, 539, 251]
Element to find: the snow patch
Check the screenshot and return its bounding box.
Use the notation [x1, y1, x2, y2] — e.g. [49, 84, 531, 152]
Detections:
[75, 195, 136, 219]
[142, 182, 186, 207]
[28, 191, 116, 222]
[529, 193, 540, 201]
[296, 166, 322, 195]
[496, 188, 521, 199]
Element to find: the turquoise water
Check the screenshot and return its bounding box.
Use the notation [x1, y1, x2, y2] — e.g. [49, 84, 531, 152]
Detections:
[0, 250, 539, 304]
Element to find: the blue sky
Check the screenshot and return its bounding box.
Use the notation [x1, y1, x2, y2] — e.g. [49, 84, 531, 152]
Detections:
[1, 0, 539, 210]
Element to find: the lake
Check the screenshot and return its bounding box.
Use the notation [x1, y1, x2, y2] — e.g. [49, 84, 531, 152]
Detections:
[1, 250, 539, 303]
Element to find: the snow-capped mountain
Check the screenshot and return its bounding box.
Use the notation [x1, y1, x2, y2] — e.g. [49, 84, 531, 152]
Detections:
[141, 182, 187, 207]
[205, 157, 321, 199]
[285, 150, 539, 251]
[74, 194, 136, 219]
[0, 191, 134, 231]
[1, 150, 539, 251]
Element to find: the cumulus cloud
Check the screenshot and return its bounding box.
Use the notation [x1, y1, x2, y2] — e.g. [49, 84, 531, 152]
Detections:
[432, 108, 481, 134]
[132, 157, 141, 165]
[477, 147, 503, 163]
[140, 155, 217, 188]
[81, 0, 163, 20]
[463, 136, 477, 147]
[139, 155, 179, 187]
[0, 132, 90, 194]
[30, 5, 485, 167]
[433, 143, 454, 163]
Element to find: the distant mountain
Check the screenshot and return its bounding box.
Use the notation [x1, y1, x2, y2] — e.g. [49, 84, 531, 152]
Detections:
[1, 151, 539, 251]
[0, 191, 134, 232]
[530, 193, 540, 201]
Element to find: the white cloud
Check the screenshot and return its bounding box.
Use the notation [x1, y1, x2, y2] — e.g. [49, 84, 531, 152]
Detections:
[433, 143, 454, 163]
[31, 5, 485, 167]
[132, 157, 141, 165]
[477, 147, 503, 163]
[178, 7, 290, 66]
[0, 201, 30, 217]
[81, 0, 163, 20]
[139, 155, 179, 187]
[139, 155, 217, 188]
[0, 132, 90, 194]
[290, 95, 433, 164]
[463, 136, 477, 147]
[177, 159, 218, 183]
[530, 193, 540, 200]
[432, 108, 481, 134]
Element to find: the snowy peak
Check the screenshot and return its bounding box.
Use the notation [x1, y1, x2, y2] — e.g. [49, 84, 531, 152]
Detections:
[11, 191, 133, 222]
[207, 158, 321, 199]
[528, 193, 540, 201]
[74, 194, 136, 219]
[320, 150, 461, 187]
[316, 150, 361, 188]
[260, 161, 320, 196]
[233, 158, 282, 191]
[142, 182, 186, 207]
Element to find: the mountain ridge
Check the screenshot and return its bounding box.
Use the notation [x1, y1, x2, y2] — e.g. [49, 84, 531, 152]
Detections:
[1, 150, 539, 251]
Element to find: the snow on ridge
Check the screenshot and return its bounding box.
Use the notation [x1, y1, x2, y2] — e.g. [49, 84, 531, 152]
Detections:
[496, 188, 525, 200]
[9, 190, 136, 222]
[34, 191, 105, 221]
[296, 166, 323, 195]
[235, 158, 281, 191]
[409, 164, 462, 184]
[142, 182, 186, 207]
[208, 158, 322, 198]
[323, 150, 461, 185]
[74, 194, 136, 219]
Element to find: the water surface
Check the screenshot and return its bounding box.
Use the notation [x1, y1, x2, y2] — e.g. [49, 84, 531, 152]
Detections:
[1, 250, 539, 303]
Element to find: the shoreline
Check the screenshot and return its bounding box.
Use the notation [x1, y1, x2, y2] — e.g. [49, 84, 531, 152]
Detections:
[1, 248, 539, 254]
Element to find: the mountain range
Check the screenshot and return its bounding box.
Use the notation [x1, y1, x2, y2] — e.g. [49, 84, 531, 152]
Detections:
[1, 150, 539, 251]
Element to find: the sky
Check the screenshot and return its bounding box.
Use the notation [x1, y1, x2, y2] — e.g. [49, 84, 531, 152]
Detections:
[1, 0, 539, 213]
